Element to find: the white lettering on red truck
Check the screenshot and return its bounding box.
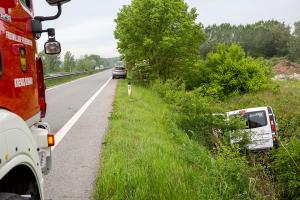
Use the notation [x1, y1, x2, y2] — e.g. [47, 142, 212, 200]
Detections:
[14, 77, 33, 88]
[6, 31, 33, 46]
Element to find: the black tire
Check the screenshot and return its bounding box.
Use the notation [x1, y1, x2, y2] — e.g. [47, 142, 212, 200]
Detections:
[0, 193, 23, 200]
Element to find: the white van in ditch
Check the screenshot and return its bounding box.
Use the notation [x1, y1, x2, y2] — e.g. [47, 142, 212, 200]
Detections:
[226, 106, 278, 150]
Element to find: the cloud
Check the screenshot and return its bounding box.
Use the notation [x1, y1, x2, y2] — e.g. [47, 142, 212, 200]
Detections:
[57, 17, 115, 42]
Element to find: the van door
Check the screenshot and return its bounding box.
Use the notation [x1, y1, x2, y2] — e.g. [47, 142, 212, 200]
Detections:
[244, 110, 273, 150]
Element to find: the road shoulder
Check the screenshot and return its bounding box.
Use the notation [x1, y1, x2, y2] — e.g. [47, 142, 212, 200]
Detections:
[44, 80, 117, 200]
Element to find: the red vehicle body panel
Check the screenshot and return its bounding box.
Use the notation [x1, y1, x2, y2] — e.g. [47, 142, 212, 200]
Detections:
[0, 0, 42, 122]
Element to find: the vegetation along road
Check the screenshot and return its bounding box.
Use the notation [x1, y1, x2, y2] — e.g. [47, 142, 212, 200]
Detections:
[93, 0, 300, 199]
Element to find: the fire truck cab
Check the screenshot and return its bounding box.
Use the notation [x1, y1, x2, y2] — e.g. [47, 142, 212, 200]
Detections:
[0, 0, 70, 199]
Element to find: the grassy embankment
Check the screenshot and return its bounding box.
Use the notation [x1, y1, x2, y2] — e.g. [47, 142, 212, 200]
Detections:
[94, 80, 300, 199]
[46, 70, 102, 88]
[94, 80, 232, 200]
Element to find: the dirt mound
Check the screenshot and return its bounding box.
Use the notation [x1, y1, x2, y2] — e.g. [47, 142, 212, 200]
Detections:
[272, 60, 300, 75]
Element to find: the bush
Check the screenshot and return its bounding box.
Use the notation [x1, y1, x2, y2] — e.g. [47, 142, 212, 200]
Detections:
[153, 80, 251, 150]
[199, 44, 272, 99]
[272, 134, 300, 199]
[151, 79, 185, 99]
[214, 145, 258, 200]
[167, 90, 216, 147]
[181, 59, 208, 90]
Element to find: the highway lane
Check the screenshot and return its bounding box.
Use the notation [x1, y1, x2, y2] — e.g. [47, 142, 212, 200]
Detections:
[43, 69, 117, 199]
[45, 69, 112, 133]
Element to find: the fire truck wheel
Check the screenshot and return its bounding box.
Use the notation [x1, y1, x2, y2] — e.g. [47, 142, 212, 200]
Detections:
[0, 193, 23, 200]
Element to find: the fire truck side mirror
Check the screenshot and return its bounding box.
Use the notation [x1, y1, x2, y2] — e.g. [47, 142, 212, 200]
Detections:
[46, 0, 71, 6]
[44, 39, 61, 55]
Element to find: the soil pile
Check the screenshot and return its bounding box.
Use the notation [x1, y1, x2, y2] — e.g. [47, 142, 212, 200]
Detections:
[272, 60, 300, 75]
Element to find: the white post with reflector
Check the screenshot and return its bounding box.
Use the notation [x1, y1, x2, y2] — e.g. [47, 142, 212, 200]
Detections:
[128, 82, 132, 96]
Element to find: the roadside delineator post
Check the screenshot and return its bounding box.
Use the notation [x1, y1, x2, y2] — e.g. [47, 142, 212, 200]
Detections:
[128, 82, 132, 96]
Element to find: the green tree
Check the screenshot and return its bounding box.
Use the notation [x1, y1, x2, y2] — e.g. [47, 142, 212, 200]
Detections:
[63, 51, 76, 72]
[201, 20, 291, 58]
[87, 54, 111, 68]
[87, 55, 100, 66]
[75, 55, 96, 71]
[39, 51, 61, 74]
[249, 20, 291, 57]
[115, 0, 205, 81]
[289, 21, 300, 62]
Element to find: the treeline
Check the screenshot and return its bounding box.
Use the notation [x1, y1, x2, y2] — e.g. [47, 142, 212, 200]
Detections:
[115, 0, 299, 199]
[201, 20, 300, 62]
[39, 51, 118, 74]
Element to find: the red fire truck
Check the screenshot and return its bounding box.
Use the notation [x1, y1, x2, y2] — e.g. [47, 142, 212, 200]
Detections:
[0, 0, 70, 199]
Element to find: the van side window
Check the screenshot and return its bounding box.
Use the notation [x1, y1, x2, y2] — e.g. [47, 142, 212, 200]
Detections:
[245, 111, 267, 129]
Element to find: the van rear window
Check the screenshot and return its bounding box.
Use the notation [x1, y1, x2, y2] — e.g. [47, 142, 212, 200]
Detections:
[245, 111, 267, 129]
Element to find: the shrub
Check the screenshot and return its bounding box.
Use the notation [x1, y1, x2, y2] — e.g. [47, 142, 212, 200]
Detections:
[151, 79, 185, 99]
[214, 145, 257, 200]
[153, 80, 251, 150]
[167, 90, 215, 147]
[200, 44, 272, 99]
[272, 134, 300, 199]
[181, 59, 208, 90]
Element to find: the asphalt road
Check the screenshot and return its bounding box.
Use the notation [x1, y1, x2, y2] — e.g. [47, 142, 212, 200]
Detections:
[43, 70, 117, 200]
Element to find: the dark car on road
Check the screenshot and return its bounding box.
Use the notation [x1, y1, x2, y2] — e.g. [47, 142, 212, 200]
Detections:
[112, 61, 127, 79]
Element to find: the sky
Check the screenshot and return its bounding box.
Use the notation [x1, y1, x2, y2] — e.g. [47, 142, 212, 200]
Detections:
[33, 0, 300, 59]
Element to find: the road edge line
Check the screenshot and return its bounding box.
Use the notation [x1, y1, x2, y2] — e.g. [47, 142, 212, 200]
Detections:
[52, 77, 112, 150]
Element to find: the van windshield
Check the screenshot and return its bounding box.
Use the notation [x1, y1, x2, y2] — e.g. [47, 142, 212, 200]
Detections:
[244, 111, 267, 129]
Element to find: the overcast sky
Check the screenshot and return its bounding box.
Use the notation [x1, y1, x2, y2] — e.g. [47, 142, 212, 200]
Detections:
[33, 0, 300, 58]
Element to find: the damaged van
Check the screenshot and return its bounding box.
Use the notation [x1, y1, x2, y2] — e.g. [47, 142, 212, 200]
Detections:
[225, 106, 279, 150]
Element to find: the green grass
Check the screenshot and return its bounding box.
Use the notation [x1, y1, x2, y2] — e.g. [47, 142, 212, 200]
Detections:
[221, 80, 300, 140]
[94, 80, 229, 200]
[46, 70, 101, 88]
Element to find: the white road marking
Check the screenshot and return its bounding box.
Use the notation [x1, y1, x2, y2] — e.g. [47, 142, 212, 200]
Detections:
[46, 70, 112, 92]
[52, 77, 112, 150]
